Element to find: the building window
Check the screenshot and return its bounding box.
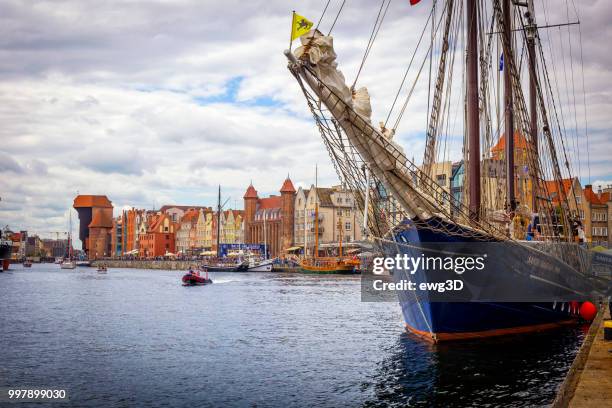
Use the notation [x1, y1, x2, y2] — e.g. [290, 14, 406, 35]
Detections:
[337, 210, 343, 216]
[436, 174, 446, 186]
[338, 197, 343, 204]
[345, 222, 351, 231]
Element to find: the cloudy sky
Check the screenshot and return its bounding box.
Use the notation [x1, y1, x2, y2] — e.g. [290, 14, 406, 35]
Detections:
[1, 0, 610, 240]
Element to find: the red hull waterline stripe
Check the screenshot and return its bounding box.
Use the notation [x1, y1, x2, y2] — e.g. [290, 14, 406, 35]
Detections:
[405, 319, 578, 343]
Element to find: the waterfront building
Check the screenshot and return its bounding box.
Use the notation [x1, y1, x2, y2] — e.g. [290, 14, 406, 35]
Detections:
[121, 208, 146, 254]
[25, 235, 44, 258]
[138, 213, 177, 258]
[294, 184, 363, 256]
[9, 231, 25, 260]
[450, 160, 465, 217]
[73, 195, 114, 259]
[195, 208, 210, 250]
[175, 209, 200, 255]
[220, 210, 244, 245]
[482, 132, 533, 212]
[41, 238, 68, 258]
[160, 205, 211, 224]
[583, 184, 610, 246]
[244, 177, 296, 258]
[202, 210, 216, 251]
[111, 216, 123, 257]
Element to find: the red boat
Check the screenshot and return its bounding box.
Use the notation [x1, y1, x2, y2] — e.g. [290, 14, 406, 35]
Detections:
[182, 269, 212, 286]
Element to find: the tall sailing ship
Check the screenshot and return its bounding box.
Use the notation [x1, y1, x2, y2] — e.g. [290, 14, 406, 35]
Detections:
[286, 0, 608, 341]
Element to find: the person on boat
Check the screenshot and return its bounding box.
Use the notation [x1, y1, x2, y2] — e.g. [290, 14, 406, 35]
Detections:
[576, 220, 586, 245]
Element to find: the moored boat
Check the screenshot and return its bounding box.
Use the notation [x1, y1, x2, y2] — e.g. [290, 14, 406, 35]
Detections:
[60, 260, 76, 269]
[300, 257, 359, 274]
[246, 257, 274, 272]
[285, 1, 608, 342]
[23, 260, 32, 268]
[1, 230, 13, 271]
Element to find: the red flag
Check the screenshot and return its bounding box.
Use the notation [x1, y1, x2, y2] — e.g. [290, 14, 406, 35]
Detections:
[410, 0, 421, 5]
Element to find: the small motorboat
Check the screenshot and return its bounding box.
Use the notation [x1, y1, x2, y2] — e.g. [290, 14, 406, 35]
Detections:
[60, 259, 76, 269]
[23, 260, 32, 267]
[182, 268, 213, 286]
[97, 265, 108, 273]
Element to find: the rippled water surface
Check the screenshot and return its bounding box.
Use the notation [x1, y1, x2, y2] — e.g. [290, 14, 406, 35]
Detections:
[0, 264, 586, 407]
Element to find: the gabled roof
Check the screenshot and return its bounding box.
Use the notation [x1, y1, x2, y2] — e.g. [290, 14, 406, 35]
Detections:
[584, 185, 611, 205]
[244, 184, 258, 199]
[74, 195, 113, 208]
[543, 178, 577, 203]
[148, 213, 176, 233]
[88, 211, 113, 228]
[314, 187, 334, 207]
[280, 177, 296, 193]
[491, 132, 529, 153]
[180, 209, 200, 224]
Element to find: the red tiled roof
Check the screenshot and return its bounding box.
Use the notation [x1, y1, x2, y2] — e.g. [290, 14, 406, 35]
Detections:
[180, 209, 200, 223]
[543, 178, 575, 203]
[280, 177, 296, 193]
[491, 132, 529, 153]
[244, 184, 258, 199]
[584, 186, 610, 205]
[88, 211, 113, 228]
[258, 196, 282, 210]
[73, 195, 113, 208]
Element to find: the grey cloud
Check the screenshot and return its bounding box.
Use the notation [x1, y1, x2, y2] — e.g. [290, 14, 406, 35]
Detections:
[0, 151, 24, 173]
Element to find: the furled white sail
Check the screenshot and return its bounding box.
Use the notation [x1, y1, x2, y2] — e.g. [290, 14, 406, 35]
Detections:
[289, 30, 438, 221]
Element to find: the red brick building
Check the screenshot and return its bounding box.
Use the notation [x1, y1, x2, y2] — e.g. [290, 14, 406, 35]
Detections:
[73, 195, 114, 259]
[244, 177, 296, 257]
[138, 213, 177, 258]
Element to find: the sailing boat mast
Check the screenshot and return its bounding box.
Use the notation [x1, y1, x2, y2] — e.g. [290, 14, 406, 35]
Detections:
[502, 0, 516, 212]
[526, 0, 538, 212]
[216, 185, 221, 257]
[466, 0, 480, 220]
[68, 209, 72, 259]
[314, 165, 319, 260]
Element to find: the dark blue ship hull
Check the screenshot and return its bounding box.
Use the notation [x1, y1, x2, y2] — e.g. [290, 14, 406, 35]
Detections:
[391, 217, 578, 342]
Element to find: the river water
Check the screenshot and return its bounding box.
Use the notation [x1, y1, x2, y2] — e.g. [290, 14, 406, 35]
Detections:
[0, 264, 585, 407]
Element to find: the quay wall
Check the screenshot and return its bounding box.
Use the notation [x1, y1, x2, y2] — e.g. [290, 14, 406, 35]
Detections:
[92, 260, 302, 272]
[92, 260, 197, 270]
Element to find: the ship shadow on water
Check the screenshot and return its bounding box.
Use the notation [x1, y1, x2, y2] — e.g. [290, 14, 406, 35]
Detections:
[364, 324, 588, 407]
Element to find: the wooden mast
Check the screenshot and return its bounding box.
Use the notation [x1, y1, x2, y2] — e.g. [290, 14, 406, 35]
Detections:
[467, 0, 480, 220]
[526, 0, 538, 212]
[314, 165, 319, 260]
[502, 0, 516, 212]
[216, 185, 221, 257]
